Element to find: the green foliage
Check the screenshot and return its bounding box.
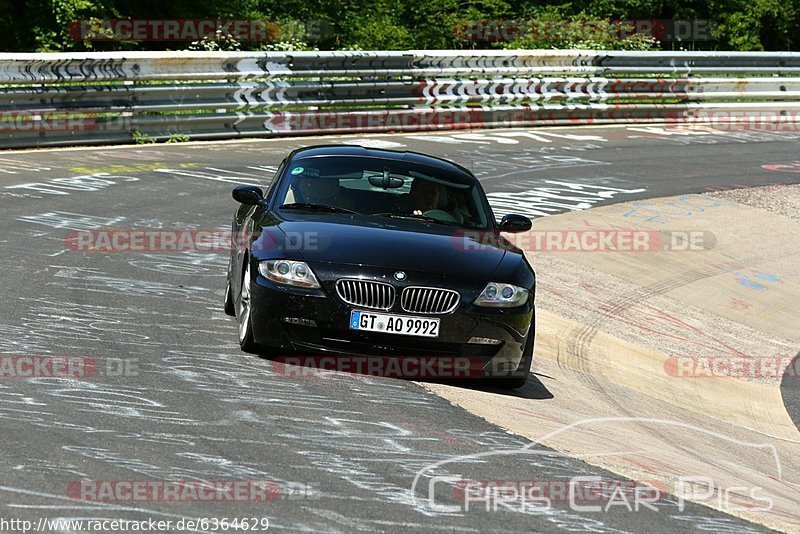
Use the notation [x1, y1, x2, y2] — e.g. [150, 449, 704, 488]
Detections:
[0, 0, 796, 51]
[132, 130, 156, 144]
[712, 0, 797, 50]
[498, 14, 660, 50]
[405, 0, 514, 49]
[166, 132, 190, 143]
[44, 0, 118, 51]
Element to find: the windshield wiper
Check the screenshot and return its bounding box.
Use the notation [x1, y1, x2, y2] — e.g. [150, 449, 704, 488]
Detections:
[279, 203, 358, 214]
[372, 212, 459, 227]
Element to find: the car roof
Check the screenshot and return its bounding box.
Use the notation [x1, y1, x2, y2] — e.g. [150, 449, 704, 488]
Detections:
[287, 144, 476, 180]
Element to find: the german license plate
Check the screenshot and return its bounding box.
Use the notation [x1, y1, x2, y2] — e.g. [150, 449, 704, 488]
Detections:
[349, 310, 440, 338]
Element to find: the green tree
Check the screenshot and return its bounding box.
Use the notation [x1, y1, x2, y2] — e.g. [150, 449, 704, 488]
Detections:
[0, 0, 796, 52]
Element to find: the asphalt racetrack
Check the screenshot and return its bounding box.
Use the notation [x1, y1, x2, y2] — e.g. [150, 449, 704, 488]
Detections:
[0, 124, 798, 532]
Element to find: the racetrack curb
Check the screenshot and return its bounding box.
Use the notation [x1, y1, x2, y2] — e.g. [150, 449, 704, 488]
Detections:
[423, 188, 800, 532]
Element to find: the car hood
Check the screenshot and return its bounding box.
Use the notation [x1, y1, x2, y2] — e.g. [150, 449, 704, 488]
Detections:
[256, 216, 513, 280]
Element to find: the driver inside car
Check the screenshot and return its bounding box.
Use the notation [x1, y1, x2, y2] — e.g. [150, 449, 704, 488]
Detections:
[402, 179, 464, 223]
[407, 179, 440, 214]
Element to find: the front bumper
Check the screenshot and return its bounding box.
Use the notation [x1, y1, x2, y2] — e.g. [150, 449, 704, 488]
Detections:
[248, 268, 534, 377]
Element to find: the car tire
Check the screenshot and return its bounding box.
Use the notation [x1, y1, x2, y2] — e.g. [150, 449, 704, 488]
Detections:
[224, 277, 236, 316]
[236, 259, 260, 353]
[485, 333, 533, 390]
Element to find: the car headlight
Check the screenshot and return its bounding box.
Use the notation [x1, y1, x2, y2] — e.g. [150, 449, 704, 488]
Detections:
[473, 282, 528, 307]
[259, 260, 321, 289]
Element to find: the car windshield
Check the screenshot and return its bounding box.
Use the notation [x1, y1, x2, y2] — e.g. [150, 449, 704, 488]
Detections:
[276, 155, 492, 229]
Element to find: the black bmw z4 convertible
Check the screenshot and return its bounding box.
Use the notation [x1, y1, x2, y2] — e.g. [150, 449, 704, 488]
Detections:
[225, 145, 536, 388]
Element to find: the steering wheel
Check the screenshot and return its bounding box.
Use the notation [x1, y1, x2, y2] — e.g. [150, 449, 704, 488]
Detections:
[423, 209, 460, 223]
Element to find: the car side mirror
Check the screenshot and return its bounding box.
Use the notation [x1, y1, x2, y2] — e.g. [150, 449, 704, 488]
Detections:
[498, 214, 532, 233]
[232, 185, 265, 206]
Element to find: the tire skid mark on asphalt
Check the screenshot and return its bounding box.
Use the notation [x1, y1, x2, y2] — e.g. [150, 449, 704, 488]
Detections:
[563, 260, 759, 374]
[503, 196, 800, 529]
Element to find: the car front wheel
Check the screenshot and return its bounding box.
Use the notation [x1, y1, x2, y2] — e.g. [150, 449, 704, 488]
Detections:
[236, 259, 259, 353]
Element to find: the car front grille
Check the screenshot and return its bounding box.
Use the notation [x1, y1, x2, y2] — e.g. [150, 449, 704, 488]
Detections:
[335, 279, 395, 311]
[400, 286, 460, 314]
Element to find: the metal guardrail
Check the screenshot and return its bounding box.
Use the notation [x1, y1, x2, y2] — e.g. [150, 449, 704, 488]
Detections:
[2, 50, 800, 148]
